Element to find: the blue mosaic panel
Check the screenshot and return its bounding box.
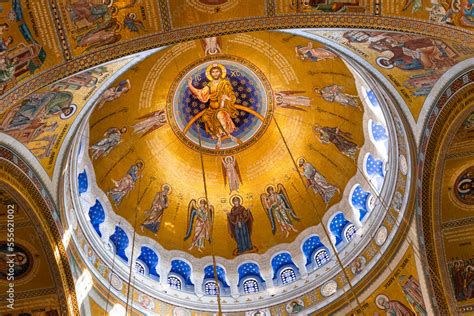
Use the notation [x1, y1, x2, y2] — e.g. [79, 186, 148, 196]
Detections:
[109, 226, 129, 262]
[351, 185, 370, 221]
[329, 213, 351, 246]
[366, 154, 384, 177]
[204, 265, 229, 288]
[371, 121, 388, 141]
[302, 235, 325, 266]
[78, 170, 88, 194]
[170, 260, 194, 286]
[137, 246, 160, 280]
[366, 89, 379, 107]
[88, 199, 105, 237]
[271, 253, 298, 281]
[238, 262, 261, 280]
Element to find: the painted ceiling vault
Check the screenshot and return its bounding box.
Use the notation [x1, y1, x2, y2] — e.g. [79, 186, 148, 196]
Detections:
[62, 29, 412, 313]
[86, 31, 369, 259]
[0, 0, 472, 315]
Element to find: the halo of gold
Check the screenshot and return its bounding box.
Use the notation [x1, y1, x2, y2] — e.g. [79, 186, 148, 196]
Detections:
[296, 157, 306, 166]
[264, 184, 276, 193]
[375, 294, 389, 309]
[229, 194, 243, 206]
[197, 197, 208, 205]
[162, 183, 172, 194]
[205, 63, 227, 81]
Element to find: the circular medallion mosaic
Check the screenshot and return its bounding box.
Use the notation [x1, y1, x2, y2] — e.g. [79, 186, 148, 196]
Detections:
[454, 166, 474, 205]
[0, 243, 32, 280]
[167, 56, 273, 155]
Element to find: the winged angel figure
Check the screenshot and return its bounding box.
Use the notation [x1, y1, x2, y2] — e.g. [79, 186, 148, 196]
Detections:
[184, 199, 214, 252]
[260, 184, 299, 237]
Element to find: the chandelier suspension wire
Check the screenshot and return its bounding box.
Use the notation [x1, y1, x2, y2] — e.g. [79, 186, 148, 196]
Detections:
[125, 173, 143, 314]
[197, 128, 223, 315]
[271, 115, 365, 314]
[265, 32, 364, 313]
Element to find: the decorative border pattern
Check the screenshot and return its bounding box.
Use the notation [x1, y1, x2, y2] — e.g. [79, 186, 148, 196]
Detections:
[1, 15, 472, 106]
[0, 146, 79, 315]
[417, 69, 474, 315]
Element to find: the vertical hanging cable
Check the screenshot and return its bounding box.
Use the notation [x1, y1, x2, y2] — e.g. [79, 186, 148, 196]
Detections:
[125, 173, 143, 314]
[267, 34, 364, 314]
[197, 128, 223, 315]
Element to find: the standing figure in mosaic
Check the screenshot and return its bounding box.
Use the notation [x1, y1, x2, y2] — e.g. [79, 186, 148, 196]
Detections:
[141, 184, 172, 235]
[98, 79, 131, 108]
[398, 275, 427, 315]
[314, 84, 361, 110]
[260, 184, 299, 237]
[107, 161, 143, 207]
[90, 127, 127, 160]
[375, 294, 415, 316]
[297, 157, 339, 206]
[132, 109, 167, 137]
[184, 198, 214, 252]
[222, 156, 242, 193]
[313, 125, 359, 161]
[295, 42, 337, 62]
[274, 91, 311, 110]
[227, 196, 254, 255]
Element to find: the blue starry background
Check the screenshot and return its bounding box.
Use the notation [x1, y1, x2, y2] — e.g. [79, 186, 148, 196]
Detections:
[170, 259, 194, 286]
[329, 213, 352, 246]
[173, 62, 267, 150]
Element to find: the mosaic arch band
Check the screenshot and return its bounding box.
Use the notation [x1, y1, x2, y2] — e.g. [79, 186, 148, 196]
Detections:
[167, 57, 273, 155]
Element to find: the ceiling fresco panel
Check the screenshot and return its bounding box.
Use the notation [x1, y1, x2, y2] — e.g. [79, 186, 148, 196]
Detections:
[0, 56, 136, 176]
[275, 0, 372, 15]
[0, 0, 64, 95]
[309, 29, 474, 121]
[383, 0, 474, 31]
[54, 0, 162, 56]
[168, 0, 266, 29]
[86, 31, 368, 258]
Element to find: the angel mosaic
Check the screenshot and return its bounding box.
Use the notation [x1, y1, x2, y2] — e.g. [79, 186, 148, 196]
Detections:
[141, 184, 172, 235]
[260, 184, 299, 237]
[295, 42, 337, 62]
[184, 198, 214, 252]
[98, 79, 131, 108]
[202, 37, 222, 56]
[297, 157, 339, 206]
[90, 127, 127, 160]
[274, 91, 311, 110]
[132, 109, 167, 137]
[227, 195, 255, 255]
[222, 156, 242, 193]
[314, 84, 361, 110]
[107, 161, 143, 207]
[313, 125, 359, 161]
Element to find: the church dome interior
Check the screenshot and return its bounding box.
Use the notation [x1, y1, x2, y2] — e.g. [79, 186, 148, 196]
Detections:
[0, 1, 472, 315]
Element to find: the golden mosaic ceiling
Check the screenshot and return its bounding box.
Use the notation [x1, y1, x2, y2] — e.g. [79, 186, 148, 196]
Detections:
[87, 31, 365, 258]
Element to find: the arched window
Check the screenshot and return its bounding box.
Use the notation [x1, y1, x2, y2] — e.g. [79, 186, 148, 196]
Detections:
[135, 261, 145, 275]
[243, 279, 259, 294]
[280, 268, 297, 285]
[345, 224, 357, 242]
[204, 280, 218, 296]
[167, 276, 182, 290]
[314, 249, 330, 267]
